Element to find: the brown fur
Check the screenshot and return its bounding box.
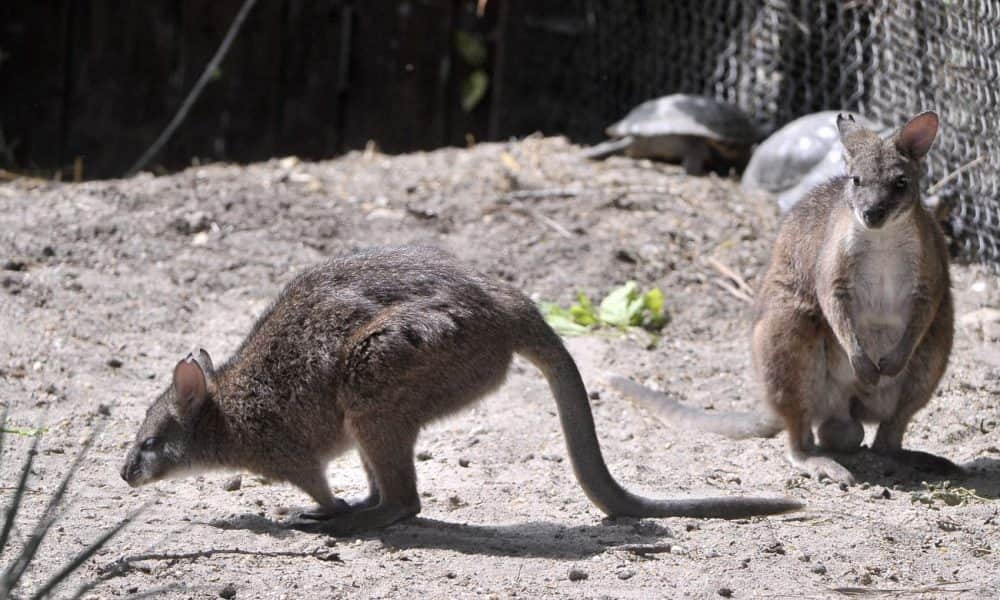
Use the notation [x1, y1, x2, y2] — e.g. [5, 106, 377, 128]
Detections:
[121, 247, 800, 535]
[611, 112, 956, 483]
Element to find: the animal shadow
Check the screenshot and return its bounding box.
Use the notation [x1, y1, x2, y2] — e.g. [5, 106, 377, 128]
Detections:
[835, 448, 1000, 498]
[208, 513, 675, 559]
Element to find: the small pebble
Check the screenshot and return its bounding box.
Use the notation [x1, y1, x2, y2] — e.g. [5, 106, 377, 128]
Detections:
[614, 248, 639, 264]
[219, 583, 237, 599]
[175, 211, 212, 235]
[811, 564, 827, 575]
[222, 475, 242, 491]
[107, 358, 123, 369]
[568, 568, 588, 582]
[870, 487, 891, 499]
[97, 404, 111, 417]
[445, 571, 457, 579]
[616, 570, 635, 580]
[416, 450, 433, 461]
[588, 390, 601, 400]
[3, 259, 25, 272]
[764, 542, 785, 555]
[718, 587, 734, 598]
[458, 458, 470, 468]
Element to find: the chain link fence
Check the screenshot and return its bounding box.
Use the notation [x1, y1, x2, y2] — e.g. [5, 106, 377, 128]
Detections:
[559, 0, 998, 266]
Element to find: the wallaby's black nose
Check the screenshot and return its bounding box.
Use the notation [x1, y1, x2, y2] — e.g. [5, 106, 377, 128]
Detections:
[863, 206, 888, 228]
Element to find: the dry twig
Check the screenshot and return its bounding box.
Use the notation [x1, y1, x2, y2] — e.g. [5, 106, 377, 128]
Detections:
[927, 155, 988, 195]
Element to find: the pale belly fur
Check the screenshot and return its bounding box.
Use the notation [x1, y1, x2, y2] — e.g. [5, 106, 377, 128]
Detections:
[826, 215, 920, 422]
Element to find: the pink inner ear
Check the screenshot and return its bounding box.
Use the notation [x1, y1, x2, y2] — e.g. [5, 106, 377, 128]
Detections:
[899, 112, 938, 158]
[173, 359, 207, 407]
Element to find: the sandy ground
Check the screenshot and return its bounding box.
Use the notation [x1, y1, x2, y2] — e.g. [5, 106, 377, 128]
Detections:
[1, 137, 999, 599]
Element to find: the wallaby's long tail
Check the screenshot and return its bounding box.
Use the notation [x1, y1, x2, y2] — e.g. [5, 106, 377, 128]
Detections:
[579, 136, 634, 160]
[607, 376, 783, 439]
[517, 325, 801, 519]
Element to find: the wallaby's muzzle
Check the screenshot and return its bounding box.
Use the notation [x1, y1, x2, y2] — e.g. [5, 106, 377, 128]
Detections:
[120, 450, 144, 487]
[861, 205, 889, 229]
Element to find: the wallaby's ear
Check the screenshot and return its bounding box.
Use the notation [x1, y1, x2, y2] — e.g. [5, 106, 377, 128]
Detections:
[173, 355, 208, 417]
[837, 113, 866, 158]
[836, 113, 857, 134]
[192, 348, 214, 375]
[895, 111, 938, 160]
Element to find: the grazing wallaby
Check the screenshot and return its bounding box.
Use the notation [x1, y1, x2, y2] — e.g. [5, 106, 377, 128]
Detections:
[121, 247, 801, 534]
[611, 112, 956, 484]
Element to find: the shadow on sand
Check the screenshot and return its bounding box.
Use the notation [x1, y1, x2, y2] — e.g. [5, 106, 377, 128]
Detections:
[205, 513, 677, 559]
[833, 448, 1000, 497]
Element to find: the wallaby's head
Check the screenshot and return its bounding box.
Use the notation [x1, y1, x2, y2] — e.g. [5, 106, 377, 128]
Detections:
[837, 111, 938, 229]
[120, 349, 215, 487]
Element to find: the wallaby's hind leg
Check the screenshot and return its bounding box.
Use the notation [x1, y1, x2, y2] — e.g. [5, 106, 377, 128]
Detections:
[308, 414, 421, 535]
[872, 306, 959, 475]
[873, 305, 951, 453]
[754, 308, 854, 484]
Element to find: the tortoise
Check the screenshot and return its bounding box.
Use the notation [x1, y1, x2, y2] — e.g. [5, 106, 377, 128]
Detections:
[742, 111, 888, 213]
[582, 94, 761, 176]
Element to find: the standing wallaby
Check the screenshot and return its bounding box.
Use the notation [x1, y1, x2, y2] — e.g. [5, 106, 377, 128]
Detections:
[611, 112, 956, 484]
[121, 247, 800, 534]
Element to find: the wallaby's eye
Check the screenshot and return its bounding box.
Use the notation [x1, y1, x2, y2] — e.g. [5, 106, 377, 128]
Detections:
[852, 176, 861, 186]
[140, 437, 160, 452]
[894, 175, 908, 190]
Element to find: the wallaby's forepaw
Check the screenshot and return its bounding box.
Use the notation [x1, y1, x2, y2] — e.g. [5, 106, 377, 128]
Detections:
[296, 494, 381, 521]
[850, 352, 880, 386]
[295, 498, 353, 521]
[877, 349, 909, 379]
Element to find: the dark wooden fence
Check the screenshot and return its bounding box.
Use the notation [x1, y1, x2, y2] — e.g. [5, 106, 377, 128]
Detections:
[1, 0, 602, 180]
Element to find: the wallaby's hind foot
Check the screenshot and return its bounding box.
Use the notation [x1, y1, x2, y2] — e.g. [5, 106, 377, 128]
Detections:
[788, 451, 855, 484]
[785, 415, 855, 484]
[290, 501, 421, 536]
